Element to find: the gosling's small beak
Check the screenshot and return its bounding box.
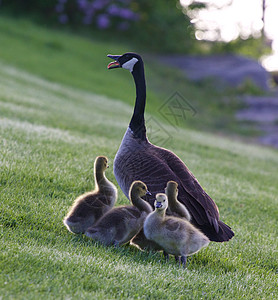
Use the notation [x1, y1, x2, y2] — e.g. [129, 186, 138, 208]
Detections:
[107, 54, 121, 69]
[146, 190, 152, 196]
[107, 165, 109, 168]
[155, 202, 162, 208]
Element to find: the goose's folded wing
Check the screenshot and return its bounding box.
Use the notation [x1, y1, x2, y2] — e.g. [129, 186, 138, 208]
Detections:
[116, 144, 220, 231]
[84, 195, 110, 208]
[122, 207, 141, 219]
[164, 218, 182, 232]
[153, 146, 220, 231]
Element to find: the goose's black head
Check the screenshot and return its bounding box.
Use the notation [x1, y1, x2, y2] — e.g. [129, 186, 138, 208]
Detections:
[107, 53, 142, 72]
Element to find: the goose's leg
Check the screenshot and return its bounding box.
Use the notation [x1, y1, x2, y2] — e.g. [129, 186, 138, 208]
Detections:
[163, 251, 169, 262]
[113, 241, 120, 248]
[181, 256, 187, 268]
[175, 256, 181, 266]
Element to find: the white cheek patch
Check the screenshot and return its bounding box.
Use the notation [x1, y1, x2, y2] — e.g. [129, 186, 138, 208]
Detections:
[122, 58, 138, 72]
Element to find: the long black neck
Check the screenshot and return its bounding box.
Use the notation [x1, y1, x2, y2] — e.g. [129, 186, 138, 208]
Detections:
[129, 60, 147, 141]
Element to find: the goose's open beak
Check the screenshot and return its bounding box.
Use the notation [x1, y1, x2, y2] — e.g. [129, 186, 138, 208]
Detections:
[107, 54, 121, 69]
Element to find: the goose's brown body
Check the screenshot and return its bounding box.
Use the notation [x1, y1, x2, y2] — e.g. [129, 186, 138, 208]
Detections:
[114, 129, 233, 242]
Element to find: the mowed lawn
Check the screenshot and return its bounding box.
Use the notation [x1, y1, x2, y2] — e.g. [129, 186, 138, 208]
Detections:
[0, 16, 277, 299]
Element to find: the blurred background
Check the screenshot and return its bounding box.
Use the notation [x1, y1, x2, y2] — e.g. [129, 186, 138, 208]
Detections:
[1, 0, 277, 66]
[1, 0, 277, 148]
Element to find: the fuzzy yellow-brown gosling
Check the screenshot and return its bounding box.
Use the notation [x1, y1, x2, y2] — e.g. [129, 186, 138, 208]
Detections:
[131, 181, 191, 255]
[63, 156, 117, 234]
[144, 193, 210, 268]
[85, 181, 152, 246]
[165, 181, 191, 221]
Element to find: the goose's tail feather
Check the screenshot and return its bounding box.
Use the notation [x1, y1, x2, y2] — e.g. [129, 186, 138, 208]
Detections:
[198, 220, 234, 242]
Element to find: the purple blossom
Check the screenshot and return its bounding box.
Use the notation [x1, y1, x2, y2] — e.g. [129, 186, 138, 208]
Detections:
[117, 21, 129, 31]
[83, 14, 93, 25]
[117, 0, 131, 3]
[97, 14, 110, 29]
[117, 8, 138, 20]
[107, 4, 120, 16]
[86, 5, 95, 16]
[77, 0, 88, 10]
[92, 0, 107, 10]
[55, 3, 64, 13]
[55, 0, 139, 30]
[59, 14, 68, 24]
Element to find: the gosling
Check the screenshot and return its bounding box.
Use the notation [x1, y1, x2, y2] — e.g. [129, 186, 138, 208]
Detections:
[165, 181, 191, 221]
[131, 181, 191, 253]
[144, 193, 210, 268]
[63, 156, 117, 234]
[85, 181, 152, 246]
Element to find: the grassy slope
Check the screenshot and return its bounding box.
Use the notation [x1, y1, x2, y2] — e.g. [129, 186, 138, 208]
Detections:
[0, 16, 247, 136]
[0, 16, 277, 299]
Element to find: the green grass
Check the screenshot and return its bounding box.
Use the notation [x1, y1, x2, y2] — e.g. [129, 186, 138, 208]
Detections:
[0, 16, 278, 299]
[0, 15, 252, 136]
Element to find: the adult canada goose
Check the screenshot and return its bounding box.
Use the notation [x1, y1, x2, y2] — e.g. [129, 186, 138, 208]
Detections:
[85, 181, 152, 246]
[144, 193, 210, 268]
[165, 181, 191, 221]
[63, 156, 117, 234]
[107, 53, 234, 242]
